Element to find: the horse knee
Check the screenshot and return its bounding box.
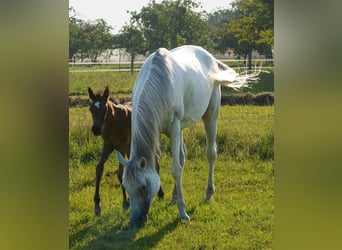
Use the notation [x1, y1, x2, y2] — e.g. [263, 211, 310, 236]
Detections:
[206, 144, 217, 164]
[179, 143, 186, 166]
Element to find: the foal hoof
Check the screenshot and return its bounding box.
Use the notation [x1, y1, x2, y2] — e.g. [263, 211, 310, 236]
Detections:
[158, 189, 165, 200]
[122, 200, 130, 210]
[94, 207, 101, 216]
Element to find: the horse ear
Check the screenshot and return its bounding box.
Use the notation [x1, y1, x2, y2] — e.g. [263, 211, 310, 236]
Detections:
[139, 158, 146, 170]
[88, 87, 95, 100]
[104, 86, 110, 100]
[115, 150, 128, 167]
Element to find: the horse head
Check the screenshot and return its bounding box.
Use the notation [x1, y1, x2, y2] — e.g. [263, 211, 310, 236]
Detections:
[116, 151, 160, 225]
[88, 86, 110, 136]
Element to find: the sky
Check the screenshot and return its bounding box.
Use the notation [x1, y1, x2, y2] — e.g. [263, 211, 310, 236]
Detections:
[69, 0, 234, 33]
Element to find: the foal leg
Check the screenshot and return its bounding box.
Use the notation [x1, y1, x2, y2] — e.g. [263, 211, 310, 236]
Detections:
[94, 144, 113, 215]
[117, 147, 130, 209]
[155, 159, 165, 199]
[170, 120, 190, 221]
[117, 162, 130, 209]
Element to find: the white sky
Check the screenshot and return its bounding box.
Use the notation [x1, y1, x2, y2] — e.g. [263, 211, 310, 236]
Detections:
[69, 0, 234, 33]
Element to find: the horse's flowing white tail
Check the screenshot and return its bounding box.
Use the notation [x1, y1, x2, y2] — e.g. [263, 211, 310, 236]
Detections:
[213, 60, 261, 90]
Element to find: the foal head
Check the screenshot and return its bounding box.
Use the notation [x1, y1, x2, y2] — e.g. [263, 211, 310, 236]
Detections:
[88, 86, 110, 136]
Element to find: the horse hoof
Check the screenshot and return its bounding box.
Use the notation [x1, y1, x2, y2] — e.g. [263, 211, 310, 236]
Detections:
[178, 212, 190, 222]
[122, 200, 130, 210]
[205, 186, 215, 202]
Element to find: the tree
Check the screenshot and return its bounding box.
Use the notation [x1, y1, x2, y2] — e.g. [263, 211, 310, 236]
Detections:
[226, 0, 274, 69]
[129, 0, 209, 52]
[116, 22, 146, 74]
[207, 9, 236, 54]
[69, 8, 115, 62]
[69, 7, 83, 61]
[80, 19, 114, 62]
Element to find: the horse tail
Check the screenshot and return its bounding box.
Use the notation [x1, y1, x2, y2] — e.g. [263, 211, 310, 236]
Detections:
[212, 60, 259, 90]
[212, 60, 238, 83]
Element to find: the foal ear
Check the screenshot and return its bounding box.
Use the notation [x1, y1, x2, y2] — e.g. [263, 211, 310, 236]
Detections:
[103, 86, 110, 100]
[88, 87, 95, 100]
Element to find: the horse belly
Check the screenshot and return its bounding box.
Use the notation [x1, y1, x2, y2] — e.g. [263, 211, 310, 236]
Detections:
[181, 80, 213, 128]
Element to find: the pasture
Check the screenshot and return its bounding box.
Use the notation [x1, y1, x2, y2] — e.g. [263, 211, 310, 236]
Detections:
[69, 69, 274, 249]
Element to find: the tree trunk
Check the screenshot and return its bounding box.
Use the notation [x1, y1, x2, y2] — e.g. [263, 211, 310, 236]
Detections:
[248, 49, 252, 70]
[130, 52, 135, 76]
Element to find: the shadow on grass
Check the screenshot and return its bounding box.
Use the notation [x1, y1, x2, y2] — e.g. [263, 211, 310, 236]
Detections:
[82, 207, 196, 250]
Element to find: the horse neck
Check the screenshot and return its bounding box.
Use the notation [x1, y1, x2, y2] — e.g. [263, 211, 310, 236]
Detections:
[131, 114, 160, 166]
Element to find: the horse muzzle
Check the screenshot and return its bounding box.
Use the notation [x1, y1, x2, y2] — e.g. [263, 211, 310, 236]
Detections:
[130, 213, 148, 226]
[129, 200, 151, 226]
[91, 126, 101, 136]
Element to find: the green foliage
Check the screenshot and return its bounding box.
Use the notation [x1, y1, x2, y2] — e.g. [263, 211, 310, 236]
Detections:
[225, 0, 274, 67]
[130, 0, 210, 51]
[207, 9, 236, 53]
[70, 0, 274, 61]
[69, 13, 114, 61]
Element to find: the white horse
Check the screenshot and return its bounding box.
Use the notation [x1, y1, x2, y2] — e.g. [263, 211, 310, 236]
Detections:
[116, 45, 258, 224]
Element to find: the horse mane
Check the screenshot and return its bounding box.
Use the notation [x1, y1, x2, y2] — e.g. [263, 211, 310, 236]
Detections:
[131, 48, 173, 165]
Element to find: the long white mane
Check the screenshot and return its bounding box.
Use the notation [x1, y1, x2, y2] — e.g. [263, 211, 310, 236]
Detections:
[130, 48, 174, 165]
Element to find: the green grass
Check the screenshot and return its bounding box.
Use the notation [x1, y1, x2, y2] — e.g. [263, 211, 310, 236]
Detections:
[69, 106, 274, 249]
[69, 71, 138, 97]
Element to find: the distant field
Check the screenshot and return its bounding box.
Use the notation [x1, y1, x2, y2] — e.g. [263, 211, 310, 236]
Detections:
[69, 65, 274, 98]
[69, 106, 274, 249]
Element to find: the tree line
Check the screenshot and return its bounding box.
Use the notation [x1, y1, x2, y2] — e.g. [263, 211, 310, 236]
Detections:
[69, 0, 273, 70]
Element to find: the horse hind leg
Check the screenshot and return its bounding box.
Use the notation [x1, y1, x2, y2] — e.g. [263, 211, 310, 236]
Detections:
[202, 97, 220, 202]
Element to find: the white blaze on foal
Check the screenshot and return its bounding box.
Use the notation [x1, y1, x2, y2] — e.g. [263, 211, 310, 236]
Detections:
[94, 102, 100, 109]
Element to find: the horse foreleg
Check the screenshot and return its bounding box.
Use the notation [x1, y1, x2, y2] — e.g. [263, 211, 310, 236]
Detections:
[168, 139, 185, 206]
[170, 120, 190, 221]
[94, 144, 113, 215]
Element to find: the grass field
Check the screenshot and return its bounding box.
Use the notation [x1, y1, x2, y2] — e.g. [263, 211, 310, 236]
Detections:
[69, 103, 274, 249]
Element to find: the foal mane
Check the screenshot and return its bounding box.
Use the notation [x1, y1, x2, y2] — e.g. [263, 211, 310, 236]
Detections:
[131, 48, 173, 165]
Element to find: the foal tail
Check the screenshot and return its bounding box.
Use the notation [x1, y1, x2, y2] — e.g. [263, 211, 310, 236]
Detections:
[212, 60, 260, 90]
